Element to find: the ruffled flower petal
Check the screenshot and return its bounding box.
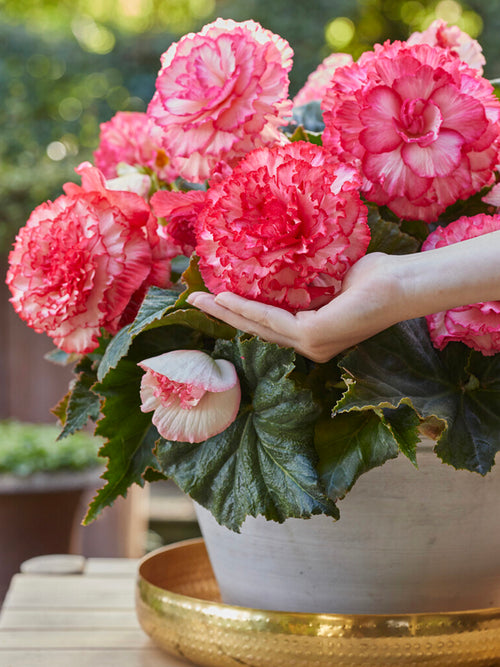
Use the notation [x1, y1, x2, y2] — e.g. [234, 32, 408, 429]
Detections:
[322, 38, 500, 222]
[147, 19, 293, 182]
[423, 213, 500, 355]
[93, 111, 178, 182]
[6, 164, 159, 354]
[196, 141, 369, 312]
[139, 350, 239, 393]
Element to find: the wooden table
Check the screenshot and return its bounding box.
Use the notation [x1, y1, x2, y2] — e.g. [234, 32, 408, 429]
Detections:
[0, 555, 192, 666]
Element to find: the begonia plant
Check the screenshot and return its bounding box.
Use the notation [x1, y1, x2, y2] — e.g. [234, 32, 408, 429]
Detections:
[6, 18, 500, 531]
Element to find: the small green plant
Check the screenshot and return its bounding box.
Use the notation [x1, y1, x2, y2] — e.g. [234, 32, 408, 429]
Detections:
[0, 421, 102, 476]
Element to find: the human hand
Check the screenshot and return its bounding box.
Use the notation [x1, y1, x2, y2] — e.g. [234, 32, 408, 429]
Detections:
[187, 253, 404, 362]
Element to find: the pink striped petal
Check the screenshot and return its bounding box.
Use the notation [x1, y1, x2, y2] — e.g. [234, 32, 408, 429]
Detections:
[363, 147, 430, 199]
[401, 129, 463, 177]
[359, 86, 402, 153]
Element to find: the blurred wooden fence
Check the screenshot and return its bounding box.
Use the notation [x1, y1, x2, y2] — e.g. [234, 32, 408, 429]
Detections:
[1, 255, 73, 423]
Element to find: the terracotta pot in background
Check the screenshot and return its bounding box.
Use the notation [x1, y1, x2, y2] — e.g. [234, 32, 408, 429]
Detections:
[0, 470, 150, 603]
[0, 469, 100, 602]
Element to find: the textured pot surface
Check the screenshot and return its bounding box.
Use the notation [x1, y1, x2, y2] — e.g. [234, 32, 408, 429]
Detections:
[195, 442, 500, 614]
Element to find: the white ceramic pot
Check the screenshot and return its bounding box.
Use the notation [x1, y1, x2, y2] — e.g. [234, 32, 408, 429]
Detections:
[195, 440, 500, 614]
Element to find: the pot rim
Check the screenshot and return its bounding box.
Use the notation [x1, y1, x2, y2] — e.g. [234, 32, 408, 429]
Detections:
[0, 466, 104, 494]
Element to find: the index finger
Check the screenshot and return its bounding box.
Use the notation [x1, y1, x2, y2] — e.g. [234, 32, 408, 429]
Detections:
[187, 291, 299, 346]
[214, 292, 297, 334]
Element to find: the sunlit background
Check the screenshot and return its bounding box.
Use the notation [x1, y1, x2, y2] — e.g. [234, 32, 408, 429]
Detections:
[1, 0, 497, 252]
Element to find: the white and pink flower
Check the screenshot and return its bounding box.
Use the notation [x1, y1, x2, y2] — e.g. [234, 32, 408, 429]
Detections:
[7, 163, 162, 354]
[139, 350, 241, 443]
[93, 111, 177, 182]
[322, 40, 500, 222]
[196, 141, 370, 312]
[407, 19, 485, 73]
[293, 52, 353, 107]
[151, 189, 208, 257]
[423, 214, 500, 355]
[147, 18, 293, 183]
[482, 182, 500, 208]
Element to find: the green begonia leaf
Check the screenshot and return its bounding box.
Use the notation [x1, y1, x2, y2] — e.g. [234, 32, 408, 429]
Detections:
[336, 317, 500, 474]
[83, 324, 205, 523]
[382, 404, 420, 466]
[154, 336, 338, 531]
[96, 288, 179, 381]
[97, 259, 235, 382]
[83, 357, 164, 524]
[55, 356, 101, 439]
[316, 410, 399, 502]
[366, 205, 421, 255]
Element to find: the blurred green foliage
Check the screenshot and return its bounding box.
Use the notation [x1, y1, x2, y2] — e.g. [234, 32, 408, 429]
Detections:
[1, 0, 498, 251]
[0, 420, 102, 475]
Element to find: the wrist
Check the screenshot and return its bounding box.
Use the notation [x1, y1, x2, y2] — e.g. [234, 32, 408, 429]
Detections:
[391, 231, 500, 321]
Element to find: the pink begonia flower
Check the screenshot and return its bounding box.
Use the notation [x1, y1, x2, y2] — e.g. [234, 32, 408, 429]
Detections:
[7, 163, 163, 354]
[139, 350, 241, 443]
[151, 189, 208, 257]
[196, 141, 370, 313]
[66, 164, 175, 326]
[482, 182, 500, 208]
[407, 19, 485, 73]
[106, 170, 152, 199]
[93, 111, 178, 182]
[423, 214, 500, 355]
[293, 52, 353, 107]
[147, 18, 293, 183]
[322, 41, 500, 223]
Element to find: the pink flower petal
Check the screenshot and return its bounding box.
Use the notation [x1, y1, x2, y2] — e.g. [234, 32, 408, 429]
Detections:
[483, 183, 500, 207]
[424, 213, 500, 355]
[139, 350, 238, 392]
[147, 19, 292, 183]
[322, 40, 500, 222]
[431, 85, 487, 144]
[359, 86, 402, 153]
[6, 165, 158, 354]
[151, 384, 241, 443]
[196, 141, 370, 313]
[363, 147, 431, 200]
[401, 129, 463, 177]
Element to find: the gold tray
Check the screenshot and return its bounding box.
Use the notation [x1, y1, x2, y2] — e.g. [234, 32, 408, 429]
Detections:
[136, 538, 500, 667]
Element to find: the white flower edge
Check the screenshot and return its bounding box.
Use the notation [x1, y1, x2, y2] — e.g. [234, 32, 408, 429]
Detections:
[139, 349, 239, 392]
[139, 350, 241, 443]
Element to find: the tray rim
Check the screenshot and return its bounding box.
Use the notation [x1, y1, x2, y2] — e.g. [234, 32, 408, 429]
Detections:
[137, 537, 500, 633]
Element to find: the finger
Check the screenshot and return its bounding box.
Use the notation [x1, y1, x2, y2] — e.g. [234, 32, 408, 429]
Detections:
[214, 292, 296, 335]
[187, 292, 299, 348]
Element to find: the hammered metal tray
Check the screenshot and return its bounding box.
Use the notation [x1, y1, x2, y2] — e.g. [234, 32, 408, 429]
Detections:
[135, 539, 500, 667]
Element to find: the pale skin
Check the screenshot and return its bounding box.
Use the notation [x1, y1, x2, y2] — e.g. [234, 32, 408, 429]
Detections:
[186, 229, 500, 363]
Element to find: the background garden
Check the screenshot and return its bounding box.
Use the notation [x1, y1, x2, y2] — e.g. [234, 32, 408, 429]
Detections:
[1, 0, 498, 257]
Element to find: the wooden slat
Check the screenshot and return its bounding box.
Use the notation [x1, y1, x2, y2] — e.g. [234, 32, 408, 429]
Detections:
[0, 628, 150, 650]
[84, 558, 139, 577]
[0, 556, 193, 666]
[0, 628, 150, 649]
[0, 608, 138, 630]
[0, 649, 189, 667]
[2, 574, 135, 610]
